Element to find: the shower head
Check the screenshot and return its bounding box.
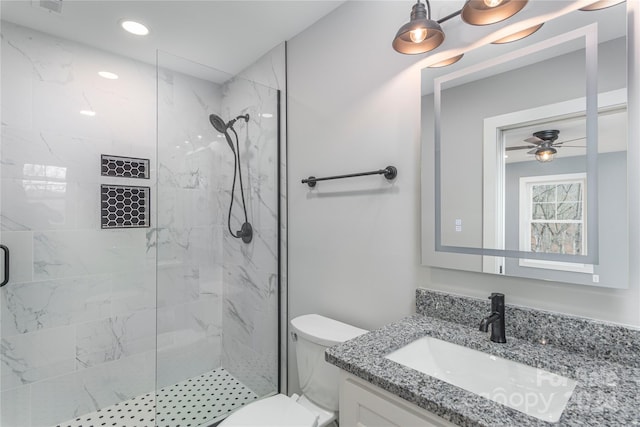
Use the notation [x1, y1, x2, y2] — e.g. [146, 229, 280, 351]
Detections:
[209, 113, 235, 153]
[209, 114, 227, 134]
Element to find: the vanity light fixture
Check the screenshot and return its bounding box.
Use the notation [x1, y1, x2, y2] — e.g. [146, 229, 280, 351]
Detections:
[535, 146, 557, 162]
[461, 0, 528, 26]
[393, 0, 528, 55]
[492, 23, 543, 44]
[428, 53, 464, 68]
[579, 0, 625, 11]
[392, 0, 445, 54]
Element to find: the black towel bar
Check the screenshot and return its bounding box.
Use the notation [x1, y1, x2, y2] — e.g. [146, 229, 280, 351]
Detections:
[301, 166, 397, 188]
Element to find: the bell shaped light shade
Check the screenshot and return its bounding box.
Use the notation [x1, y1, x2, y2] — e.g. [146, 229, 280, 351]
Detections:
[579, 0, 625, 11]
[428, 54, 464, 68]
[461, 0, 528, 26]
[393, 1, 445, 54]
[535, 146, 557, 162]
[492, 23, 543, 44]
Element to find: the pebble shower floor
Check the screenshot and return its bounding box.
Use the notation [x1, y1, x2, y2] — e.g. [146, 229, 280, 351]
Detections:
[56, 368, 258, 427]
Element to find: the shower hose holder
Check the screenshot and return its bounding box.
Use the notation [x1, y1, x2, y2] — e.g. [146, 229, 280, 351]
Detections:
[239, 222, 253, 244]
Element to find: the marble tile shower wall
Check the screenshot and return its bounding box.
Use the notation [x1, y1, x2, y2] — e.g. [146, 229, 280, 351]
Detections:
[219, 67, 281, 397]
[0, 22, 222, 426]
[0, 21, 157, 427]
[155, 57, 225, 390]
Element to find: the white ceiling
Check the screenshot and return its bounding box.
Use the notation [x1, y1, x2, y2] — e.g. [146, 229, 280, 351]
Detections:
[0, 0, 344, 81]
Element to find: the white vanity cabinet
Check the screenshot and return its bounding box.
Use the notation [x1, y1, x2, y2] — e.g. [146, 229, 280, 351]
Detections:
[339, 371, 457, 427]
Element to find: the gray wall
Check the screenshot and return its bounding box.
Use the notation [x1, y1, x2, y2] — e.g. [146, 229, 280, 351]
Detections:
[504, 152, 628, 287]
[287, 0, 640, 396]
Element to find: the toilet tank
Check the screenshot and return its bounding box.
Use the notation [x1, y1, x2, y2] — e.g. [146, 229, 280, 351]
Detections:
[291, 314, 367, 411]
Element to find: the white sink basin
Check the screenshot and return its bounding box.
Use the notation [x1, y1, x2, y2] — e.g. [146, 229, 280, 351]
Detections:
[385, 336, 576, 422]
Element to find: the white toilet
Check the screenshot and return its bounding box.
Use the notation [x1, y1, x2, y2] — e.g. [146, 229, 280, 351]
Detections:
[219, 314, 367, 427]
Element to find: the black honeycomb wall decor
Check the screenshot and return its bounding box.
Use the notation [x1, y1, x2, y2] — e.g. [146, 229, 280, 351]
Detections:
[101, 185, 150, 229]
[101, 155, 149, 179]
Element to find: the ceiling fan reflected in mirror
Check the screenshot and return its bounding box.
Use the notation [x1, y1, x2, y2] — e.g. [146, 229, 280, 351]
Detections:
[505, 129, 586, 162]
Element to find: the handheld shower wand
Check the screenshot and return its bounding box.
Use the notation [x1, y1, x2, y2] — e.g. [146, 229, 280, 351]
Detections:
[209, 114, 235, 153]
[208, 113, 252, 244]
[209, 113, 250, 153]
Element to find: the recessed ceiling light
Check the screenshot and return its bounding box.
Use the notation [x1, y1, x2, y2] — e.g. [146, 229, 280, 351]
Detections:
[121, 20, 149, 36]
[261, 113, 274, 118]
[80, 110, 96, 117]
[98, 71, 119, 80]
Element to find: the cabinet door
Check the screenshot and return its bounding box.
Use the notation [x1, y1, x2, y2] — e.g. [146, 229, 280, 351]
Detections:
[339, 373, 456, 427]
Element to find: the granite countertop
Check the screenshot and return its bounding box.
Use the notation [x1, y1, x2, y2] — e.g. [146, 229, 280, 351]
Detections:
[325, 314, 640, 426]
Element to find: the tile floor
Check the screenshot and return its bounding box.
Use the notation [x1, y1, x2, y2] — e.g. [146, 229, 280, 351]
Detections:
[56, 368, 258, 427]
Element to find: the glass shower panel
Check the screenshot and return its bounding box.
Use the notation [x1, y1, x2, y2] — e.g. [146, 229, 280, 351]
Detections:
[1, 20, 157, 427]
[156, 51, 279, 427]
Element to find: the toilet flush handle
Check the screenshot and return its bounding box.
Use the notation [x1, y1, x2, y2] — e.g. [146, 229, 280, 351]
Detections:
[290, 331, 298, 342]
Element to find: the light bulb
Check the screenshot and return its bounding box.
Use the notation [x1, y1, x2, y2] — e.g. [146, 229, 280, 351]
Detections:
[409, 28, 427, 43]
[483, 0, 504, 7]
[535, 150, 554, 162]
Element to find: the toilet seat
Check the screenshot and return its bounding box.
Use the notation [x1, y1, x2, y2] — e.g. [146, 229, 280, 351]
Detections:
[220, 394, 319, 427]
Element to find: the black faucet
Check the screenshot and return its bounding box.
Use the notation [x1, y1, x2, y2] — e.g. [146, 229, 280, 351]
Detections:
[479, 293, 507, 343]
